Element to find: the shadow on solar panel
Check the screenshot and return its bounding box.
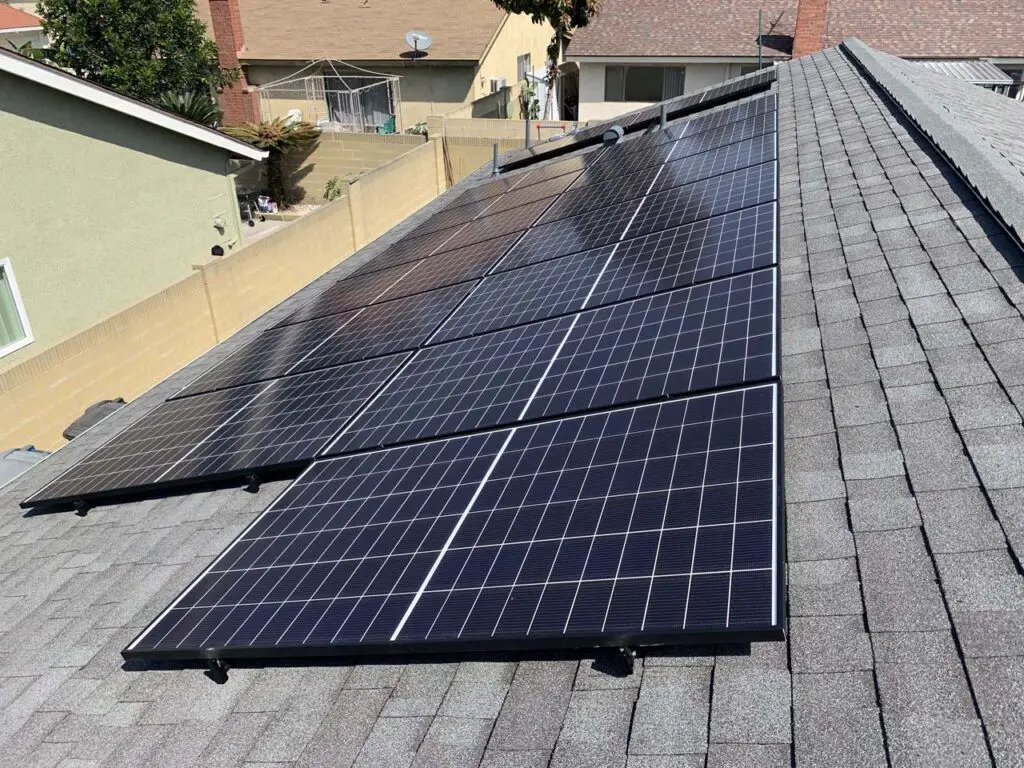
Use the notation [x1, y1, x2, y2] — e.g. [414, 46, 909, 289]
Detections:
[124, 384, 783, 662]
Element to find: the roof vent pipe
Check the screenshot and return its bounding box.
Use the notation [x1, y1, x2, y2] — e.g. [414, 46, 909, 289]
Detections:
[603, 125, 625, 146]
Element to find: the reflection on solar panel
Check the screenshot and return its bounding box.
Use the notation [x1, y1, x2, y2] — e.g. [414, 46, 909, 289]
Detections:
[330, 268, 776, 455]
[175, 283, 469, 398]
[500, 161, 777, 273]
[432, 199, 552, 254]
[24, 355, 407, 507]
[434, 202, 776, 342]
[277, 234, 516, 327]
[124, 384, 781, 660]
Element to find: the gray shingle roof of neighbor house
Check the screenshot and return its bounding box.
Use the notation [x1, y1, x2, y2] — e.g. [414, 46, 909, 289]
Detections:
[3, 38, 1024, 767]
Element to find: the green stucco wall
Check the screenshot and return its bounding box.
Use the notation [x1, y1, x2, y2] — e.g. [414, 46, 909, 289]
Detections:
[0, 71, 245, 370]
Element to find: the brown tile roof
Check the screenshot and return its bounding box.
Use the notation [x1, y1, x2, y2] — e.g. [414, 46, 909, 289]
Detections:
[230, 0, 509, 62]
[0, 4, 42, 30]
[567, 0, 798, 58]
[823, 0, 1022, 58]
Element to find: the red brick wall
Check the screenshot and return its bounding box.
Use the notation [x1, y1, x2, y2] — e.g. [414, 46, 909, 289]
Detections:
[793, 0, 828, 57]
[209, 0, 260, 125]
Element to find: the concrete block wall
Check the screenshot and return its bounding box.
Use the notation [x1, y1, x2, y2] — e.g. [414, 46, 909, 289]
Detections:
[283, 133, 427, 202]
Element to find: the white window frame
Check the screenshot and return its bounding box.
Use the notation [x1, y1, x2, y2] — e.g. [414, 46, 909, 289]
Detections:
[0, 258, 34, 359]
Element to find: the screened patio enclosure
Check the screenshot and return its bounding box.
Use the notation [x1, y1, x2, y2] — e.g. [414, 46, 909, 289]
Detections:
[256, 61, 403, 133]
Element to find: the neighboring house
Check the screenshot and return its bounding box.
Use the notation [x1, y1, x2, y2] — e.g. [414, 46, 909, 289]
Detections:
[5, 38, 1024, 768]
[568, 0, 1024, 121]
[0, 3, 45, 52]
[567, 0, 796, 121]
[0, 48, 266, 370]
[195, 0, 553, 128]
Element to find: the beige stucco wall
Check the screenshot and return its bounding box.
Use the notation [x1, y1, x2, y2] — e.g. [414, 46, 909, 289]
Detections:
[0, 71, 246, 371]
[575, 60, 769, 121]
[474, 13, 552, 100]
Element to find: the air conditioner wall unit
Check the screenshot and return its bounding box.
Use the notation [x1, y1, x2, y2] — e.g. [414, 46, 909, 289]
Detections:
[490, 78, 508, 93]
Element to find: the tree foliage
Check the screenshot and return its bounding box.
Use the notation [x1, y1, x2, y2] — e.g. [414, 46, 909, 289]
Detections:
[38, 0, 236, 102]
[223, 118, 321, 207]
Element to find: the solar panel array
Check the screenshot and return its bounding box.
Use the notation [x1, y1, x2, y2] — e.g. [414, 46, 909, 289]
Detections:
[115, 87, 785, 662]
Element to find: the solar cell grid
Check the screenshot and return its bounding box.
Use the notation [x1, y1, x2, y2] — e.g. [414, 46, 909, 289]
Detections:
[671, 112, 776, 161]
[275, 262, 418, 327]
[373, 233, 519, 303]
[667, 93, 777, 141]
[569, 141, 680, 190]
[354, 234, 517, 284]
[503, 148, 606, 190]
[25, 354, 407, 506]
[173, 311, 362, 398]
[289, 283, 472, 374]
[651, 133, 778, 194]
[433, 199, 552, 254]
[588, 203, 777, 307]
[525, 268, 777, 420]
[628, 161, 778, 240]
[439, 173, 523, 211]
[329, 267, 777, 455]
[430, 245, 614, 343]
[538, 164, 663, 224]
[402, 196, 500, 238]
[477, 173, 581, 218]
[495, 198, 643, 273]
[329, 316, 576, 455]
[124, 383, 781, 659]
[350, 226, 462, 277]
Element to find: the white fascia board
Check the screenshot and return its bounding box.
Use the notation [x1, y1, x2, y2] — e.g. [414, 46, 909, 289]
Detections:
[0, 50, 268, 161]
[567, 55, 785, 65]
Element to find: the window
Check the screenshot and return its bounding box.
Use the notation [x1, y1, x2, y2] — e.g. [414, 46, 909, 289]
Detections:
[740, 64, 770, 76]
[604, 65, 686, 102]
[0, 259, 32, 358]
[517, 53, 532, 83]
[1000, 67, 1024, 100]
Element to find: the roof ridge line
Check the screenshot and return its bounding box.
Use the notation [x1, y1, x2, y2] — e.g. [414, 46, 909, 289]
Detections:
[840, 37, 1024, 247]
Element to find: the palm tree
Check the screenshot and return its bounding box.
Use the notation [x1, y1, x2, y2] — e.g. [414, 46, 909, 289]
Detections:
[156, 91, 223, 127]
[222, 118, 321, 208]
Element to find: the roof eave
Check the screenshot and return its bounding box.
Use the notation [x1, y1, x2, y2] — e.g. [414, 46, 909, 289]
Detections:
[0, 49, 268, 161]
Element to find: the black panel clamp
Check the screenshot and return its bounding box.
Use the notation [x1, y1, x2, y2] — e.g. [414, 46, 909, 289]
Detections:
[205, 659, 229, 684]
[73, 500, 91, 517]
[243, 474, 261, 494]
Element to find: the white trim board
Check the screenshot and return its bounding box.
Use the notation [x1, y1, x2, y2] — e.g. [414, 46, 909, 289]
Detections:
[0, 49, 268, 161]
[0, 257, 34, 359]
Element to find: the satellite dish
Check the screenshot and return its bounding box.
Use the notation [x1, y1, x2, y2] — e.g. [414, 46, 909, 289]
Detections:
[404, 30, 433, 58]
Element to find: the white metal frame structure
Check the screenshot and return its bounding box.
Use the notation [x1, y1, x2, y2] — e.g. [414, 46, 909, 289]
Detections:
[256, 60, 403, 134]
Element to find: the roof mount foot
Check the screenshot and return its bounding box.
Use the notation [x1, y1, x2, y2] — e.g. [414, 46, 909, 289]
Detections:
[595, 646, 636, 677]
[73, 500, 90, 517]
[243, 474, 260, 494]
[205, 659, 229, 684]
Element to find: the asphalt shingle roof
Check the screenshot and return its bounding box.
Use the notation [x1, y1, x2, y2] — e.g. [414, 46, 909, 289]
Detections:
[3, 39, 1024, 767]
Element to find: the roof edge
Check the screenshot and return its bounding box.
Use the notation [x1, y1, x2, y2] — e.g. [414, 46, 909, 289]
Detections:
[0, 48, 268, 161]
[841, 37, 1024, 244]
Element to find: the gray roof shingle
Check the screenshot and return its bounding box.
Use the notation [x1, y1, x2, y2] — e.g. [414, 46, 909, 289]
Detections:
[3, 39, 1024, 767]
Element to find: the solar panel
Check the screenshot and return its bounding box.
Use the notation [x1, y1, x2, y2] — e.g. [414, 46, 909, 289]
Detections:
[498, 161, 777, 274]
[174, 283, 470, 398]
[667, 93, 778, 141]
[438, 203, 777, 342]
[349, 226, 464, 277]
[23, 355, 407, 507]
[504, 148, 607, 190]
[329, 315, 576, 455]
[431, 245, 615, 343]
[329, 268, 776, 455]
[542, 133, 776, 225]
[287, 283, 473, 373]
[431, 199, 552, 255]
[524, 269, 777, 420]
[276, 263, 419, 327]
[123, 383, 782, 661]
[627, 162, 778, 240]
